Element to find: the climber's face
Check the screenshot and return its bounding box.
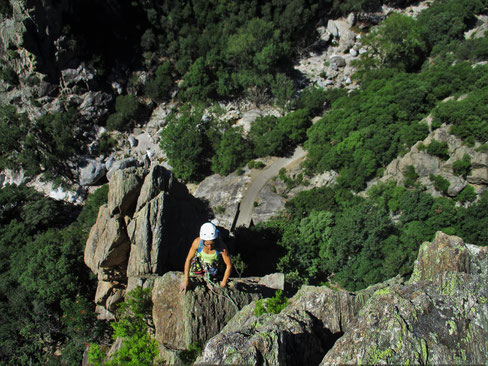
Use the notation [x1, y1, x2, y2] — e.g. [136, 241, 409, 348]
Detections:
[203, 240, 215, 248]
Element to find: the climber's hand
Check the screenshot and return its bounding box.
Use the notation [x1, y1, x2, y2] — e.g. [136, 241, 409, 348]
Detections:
[180, 280, 189, 293]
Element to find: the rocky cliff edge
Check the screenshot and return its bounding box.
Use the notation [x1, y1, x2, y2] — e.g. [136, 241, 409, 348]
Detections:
[197, 231, 487, 365]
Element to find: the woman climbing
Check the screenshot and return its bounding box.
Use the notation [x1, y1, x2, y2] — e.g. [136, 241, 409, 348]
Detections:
[180, 222, 232, 293]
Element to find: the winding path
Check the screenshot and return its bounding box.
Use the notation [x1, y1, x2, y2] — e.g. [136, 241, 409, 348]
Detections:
[235, 146, 307, 228]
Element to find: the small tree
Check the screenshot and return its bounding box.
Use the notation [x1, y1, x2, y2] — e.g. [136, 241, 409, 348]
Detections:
[88, 287, 158, 366]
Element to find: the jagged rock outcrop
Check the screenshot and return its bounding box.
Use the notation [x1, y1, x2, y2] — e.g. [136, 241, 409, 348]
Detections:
[84, 164, 209, 319]
[380, 124, 488, 197]
[152, 272, 279, 363]
[197, 232, 488, 365]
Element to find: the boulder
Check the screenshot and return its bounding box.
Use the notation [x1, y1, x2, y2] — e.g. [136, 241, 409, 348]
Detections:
[338, 30, 356, 53]
[152, 272, 276, 353]
[442, 172, 467, 196]
[78, 91, 112, 119]
[79, 158, 106, 186]
[346, 12, 356, 26]
[128, 135, 138, 148]
[468, 168, 488, 184]
[106, 157, 139, 181]
[258, 273, 285, 290]
[84, 205, 131, 273]
[107, 168, 143, 216]
[327, 20, 340, 38]
[323, 232, 488, 365]
[329, 56, 346, 69]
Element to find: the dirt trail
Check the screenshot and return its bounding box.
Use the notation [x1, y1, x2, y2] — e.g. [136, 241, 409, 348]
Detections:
[235, 146, 306, 228]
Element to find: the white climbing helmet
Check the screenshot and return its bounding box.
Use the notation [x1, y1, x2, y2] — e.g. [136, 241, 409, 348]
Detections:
[200, 222, 218, 241]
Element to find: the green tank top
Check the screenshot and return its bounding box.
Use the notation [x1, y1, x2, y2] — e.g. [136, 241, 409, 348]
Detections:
[199, 250, 218, 265]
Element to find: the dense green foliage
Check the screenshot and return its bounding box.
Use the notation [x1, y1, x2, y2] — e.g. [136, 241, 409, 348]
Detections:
[304, 60, 488, 191]
[0, 185, 108, 364]
[88, 287, 158, 366]
[249, 182, 488, 291]
[106, 94, 146, 131]
[433, 87, 488, 145]
[0, 106, 83, 182]
[137, 0, 325, 102]
[160, 104, 210, 181]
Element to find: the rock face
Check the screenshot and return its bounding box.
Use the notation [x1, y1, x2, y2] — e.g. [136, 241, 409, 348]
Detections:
[194, 172, 251, 231]
[380, 124, 488, 198]
[152, 272, 277, 358]
[197, 232, 488, 365]
[84, 164, 209, 319]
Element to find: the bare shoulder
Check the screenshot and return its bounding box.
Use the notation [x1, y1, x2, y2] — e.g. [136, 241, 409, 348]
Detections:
[191, 237, 201, 248]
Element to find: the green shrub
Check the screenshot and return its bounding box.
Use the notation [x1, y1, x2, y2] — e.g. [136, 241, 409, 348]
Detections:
[211, 126, 252, 176]
[457, 185, 476, 204]
[452, 154, 472, 178]
[403, 165, 419, 188]
[107, 94, 144, 131]
[426, 140, 450, 160]
[145, 62, 173, 102]
[89, 287, 158, 366]
[232, 253, 247, 278]
[254, 290, 289, 316]
[429, 174, 450, 194]
[96, 133, 118, 156]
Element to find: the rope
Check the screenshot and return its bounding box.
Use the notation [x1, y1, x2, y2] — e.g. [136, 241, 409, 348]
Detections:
[204, 267, 240, 312]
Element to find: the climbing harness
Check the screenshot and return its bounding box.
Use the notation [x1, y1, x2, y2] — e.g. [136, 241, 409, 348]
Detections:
[189, 238, 239, 311]
[203, 268, 240, 312]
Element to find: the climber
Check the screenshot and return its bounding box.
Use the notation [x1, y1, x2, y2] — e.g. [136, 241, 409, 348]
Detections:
[180, 222, 232, 293]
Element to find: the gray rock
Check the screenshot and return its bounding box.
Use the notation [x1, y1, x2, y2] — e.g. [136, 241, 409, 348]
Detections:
[468, 168, 488, 185]
[128, 135, 138, 148]
[349, 48, 358, 57]
[136, 165, 173, 212]
[79, 158, 106, 186]
[338, 31, 356, 52]
[106, 158, 139, 181]
[78, 91, 112, 119]
[107, 168, 143, 216]
[105, 157, 115, 171]
[327, 20, 340, 38]
[443, 173, 466, 196]
[84, 205, 131, 273]
[152, 272, 275, 354]
[317, 26, 331, 42]
[194, 172, 251, 231]
[258, 273, 285, 290]
[346, 12, 356, 26]
[61, 64, 95, 88]
[126, 192, 166, 277]
[253, 185, 286, 224]
[329, 56, 346, 68]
